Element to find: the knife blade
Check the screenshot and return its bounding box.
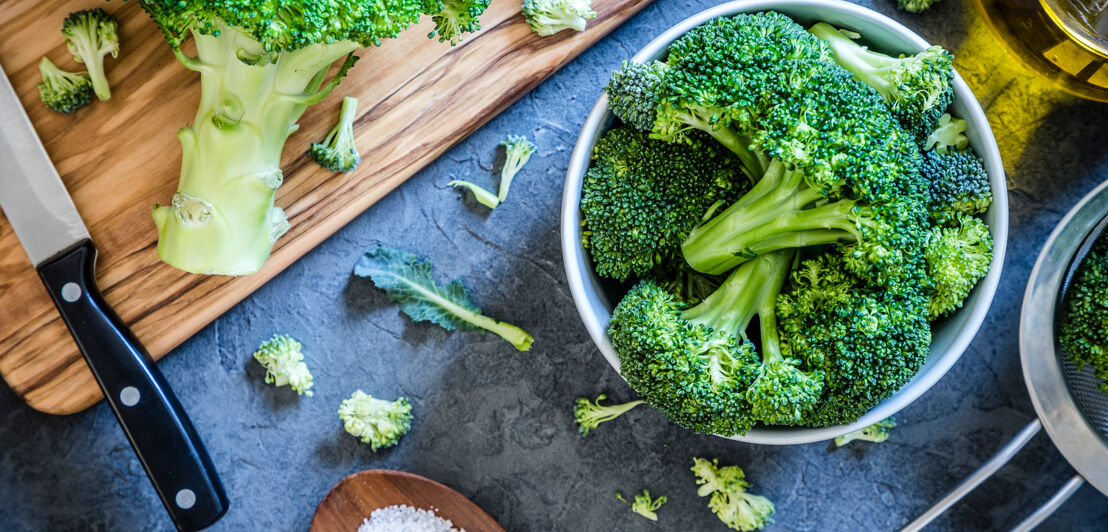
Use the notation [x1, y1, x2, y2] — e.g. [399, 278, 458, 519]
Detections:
[0, 60, 228, 531]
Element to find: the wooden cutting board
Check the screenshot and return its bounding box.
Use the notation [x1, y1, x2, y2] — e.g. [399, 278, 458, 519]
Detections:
[0, 0, 651, 414]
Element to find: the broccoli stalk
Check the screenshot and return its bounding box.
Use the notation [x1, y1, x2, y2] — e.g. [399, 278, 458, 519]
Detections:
[834, 416, 896, 446]
[497, 135, 536, 202]
[62, 8, 118, 102]
[253, 334, 314, 396]
[573, 394, 644, 436]
[691, 458, 775, 532]
[522, 0, 597, 36]
[449, 179, 501, 209]
[338, 391, 413, 451]
[924, 113, 970, 153]
[615, 490, 667, 521]
[311, 96, 362, 173]
[37, 56, 93, 114]
[141, 0, 490, 275]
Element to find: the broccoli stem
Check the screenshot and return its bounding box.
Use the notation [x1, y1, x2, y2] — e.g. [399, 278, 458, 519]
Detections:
[808, 23, 898, 96]
[670, 106, 767, 177]
[152, 28, 358, 274]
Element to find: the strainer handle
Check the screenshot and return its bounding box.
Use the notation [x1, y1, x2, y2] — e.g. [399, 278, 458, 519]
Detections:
[901, 420, 1043, 532]
[1009, 475, 1085, 532]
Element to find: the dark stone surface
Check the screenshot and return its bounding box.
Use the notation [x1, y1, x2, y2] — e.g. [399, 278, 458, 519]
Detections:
[2, 1, 1107, 531]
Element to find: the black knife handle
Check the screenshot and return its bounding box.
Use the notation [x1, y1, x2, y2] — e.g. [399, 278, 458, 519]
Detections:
[37, 240, 228, 531]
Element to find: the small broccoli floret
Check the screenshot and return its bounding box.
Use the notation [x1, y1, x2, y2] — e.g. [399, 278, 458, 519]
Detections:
[898, 0, 940, 13]
[62, 8, 118, 101]
[924, 113, 970, 153]
[835, 416, 897, 446]
[36, 57, 93, 114]
[921, 148, 991, 225]
[338, 391, 413, 451]
[691, 458, 775, 532]
[311, 96, 362, 173]
[926, 215, 992, 320]
[430, 0, 492, 45]
[1060, 234, 1108, 393]
[809, 23, 954, 142]
[574, 394, 644, 436]
[616, 490, 667, 521]
[522, 0, 596, 36]
[449, 179, 500, 208]
[605, 61, 667, 133]
[253, 334, 314, 396]
[497, 135, 536, 203]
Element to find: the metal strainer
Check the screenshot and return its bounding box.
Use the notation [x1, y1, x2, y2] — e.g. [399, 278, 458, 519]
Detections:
[905, 180, 1108, 531]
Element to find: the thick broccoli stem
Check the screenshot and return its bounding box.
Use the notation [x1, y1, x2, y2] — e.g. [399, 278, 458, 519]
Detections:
[808, 23, 900, 96]
[152, 28, 358, 275]
[668, 105, 767, 177]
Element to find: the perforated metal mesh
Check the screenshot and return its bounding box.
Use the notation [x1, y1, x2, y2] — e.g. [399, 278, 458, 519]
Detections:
[1060, 354, 1108, 438]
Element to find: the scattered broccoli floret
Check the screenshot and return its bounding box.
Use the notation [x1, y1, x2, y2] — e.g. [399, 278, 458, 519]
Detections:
[497, 135, 536, 203]
[926, 215, 993, 320]
[921, 148, 992, 225]
[253, 334, 315, 396]
[338, 391, 413, 451]
[62, 8, 118, 101]
[311, 96, 361, 173]
[449, 179, 501, 209]
[574, 394, 644, 436]
[898, 0, 940, 13]
[36, 56, 93, 114]
[581, 126, 745, 281]
[1060, 234, 1108, 393]
[835, 416, 897, 446]
[691, 458, 775, 532]
[141, 0, 489, 275]
[522, 0, 597, 36]
[924, 113, 970, 153]
[353, 246, 534, 351]
[809, 22, 954, 143]
[616, 490, 667, 521]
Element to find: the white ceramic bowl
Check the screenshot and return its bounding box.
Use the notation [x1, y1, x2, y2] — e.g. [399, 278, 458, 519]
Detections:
[561, 0, 1008, 445]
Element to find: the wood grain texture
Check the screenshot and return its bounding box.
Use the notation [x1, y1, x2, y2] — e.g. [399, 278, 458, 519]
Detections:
[311, 469, 505, 532]
[0, 0, 651, 414]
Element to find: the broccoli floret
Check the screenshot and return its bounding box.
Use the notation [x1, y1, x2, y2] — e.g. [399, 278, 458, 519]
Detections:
[691, 458, 775, 531]
[924, 113, 970, 153]
[62, 8, 118, 102]
[449, 179, 501, 209]
[1060, 234, 1108, 393]
[925, 215, 993, 320]
[36, 57, 93, 114]
[573, 394, 644, 436]
[497, 135, 536, 203]
[581, 126, 745, 280]
[615, 490, 666, 521]
[921, 148, 991, 225]
[338, 391, 413, 451]
[605, 60, 667, 133]
[311, 96, 361, 172]
[898, 0, 940, 13]
[141, 0, 489, 275]
[835, 416, 896, 446]
[809, 22, 954, 143]
[253, 334, 314, 396]
[522, 0, 596, 36]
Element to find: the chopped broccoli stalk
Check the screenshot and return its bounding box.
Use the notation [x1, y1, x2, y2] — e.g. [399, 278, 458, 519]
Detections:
[615, 490, 667, 521]
[835, 416, 897, 446]
[1060, 234, 1108, 393]
[311, 96, 362, 173]
[926, 215, 992, 320]
[522, 0, 597, 36]
[141, 0, 489, 275]
[338, 391, 413, 451]
[252, 334, 314, 396]
[573, 394, 644, 436]
[497, 135, 536, 203]
[809, 22, 954, 142]
[354, 246, 534, 351]
[62, 8, 118, 101]
[691, 458, 775, 532]
[922, 148, 991, 225]
[36, 57, 93, 114]
[924, 113, 970, 153]
[449, 180, 501, 209]
[899, 0, 940, 13]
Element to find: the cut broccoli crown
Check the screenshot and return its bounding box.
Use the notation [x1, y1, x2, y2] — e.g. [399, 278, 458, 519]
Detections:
[522, 0, 597, 36]
[311, 96, 362, 172]
[338, 391, 413, 451]
[497, 135, 537, 202]
[615, 490, 667, 521]
[925, 215, 993, 320]
[834, 416, 897, 446]
[1060, 234, 1108, 393]
[582, 126, 746, 280]
[36, 56, 93, 114]
[922, 148, 991, 225]
[691, 458, 775, 532]
[573, 394, 644, 436]
[430, 0, 492, 45]
[62, 8, 118, 101]
[253, 334, 314, 396]
[898, 0, 940, 13]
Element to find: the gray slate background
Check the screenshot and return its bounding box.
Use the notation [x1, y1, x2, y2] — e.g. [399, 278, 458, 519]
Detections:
[2, 0, 1108, 530]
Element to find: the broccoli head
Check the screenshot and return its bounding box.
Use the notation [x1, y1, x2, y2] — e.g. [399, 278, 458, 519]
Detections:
[36, 56, 93, 114]
[62, 8, 118, 101]
[834, 416, 897, 446]
[573, 394, 644, 436]
[1060, 234, 1108, 393]
[691, 458, 775, 532]
[926, 215, 993, 320]
[338, 391, 413, 451]
[253, 334, 315, 396]
[311, 96, 361, 172]
[522, 0, 597, 36]
[922, 148, 991, 225]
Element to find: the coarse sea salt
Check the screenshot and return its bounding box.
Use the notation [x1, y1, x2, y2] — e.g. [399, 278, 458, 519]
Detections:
[356, 504, 464, 532]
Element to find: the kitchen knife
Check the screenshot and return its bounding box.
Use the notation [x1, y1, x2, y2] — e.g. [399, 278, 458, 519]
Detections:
[0, 61, 228, 530]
